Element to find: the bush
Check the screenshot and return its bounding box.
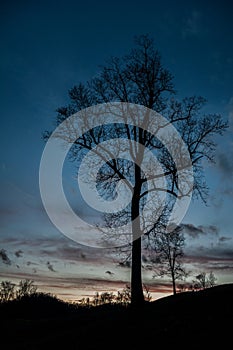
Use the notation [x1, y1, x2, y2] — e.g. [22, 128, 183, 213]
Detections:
[0, 281, 15, 302]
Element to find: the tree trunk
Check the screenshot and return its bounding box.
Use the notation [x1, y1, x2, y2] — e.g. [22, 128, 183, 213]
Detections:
[172, 272, 176, 295]
[130, 163, 144, 306]
[131, 235, 144, 305]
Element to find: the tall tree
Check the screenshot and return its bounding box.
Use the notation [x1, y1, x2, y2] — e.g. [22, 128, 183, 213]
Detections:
[43, 34, 228, 306]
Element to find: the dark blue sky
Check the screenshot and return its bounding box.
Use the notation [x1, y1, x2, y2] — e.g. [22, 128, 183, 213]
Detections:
[1, 0, 233, 300]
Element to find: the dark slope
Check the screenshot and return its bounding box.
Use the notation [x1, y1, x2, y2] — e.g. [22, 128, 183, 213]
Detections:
[1, 284, 232, 349]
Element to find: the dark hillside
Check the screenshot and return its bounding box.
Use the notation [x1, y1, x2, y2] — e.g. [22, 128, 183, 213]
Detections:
[1, 284, 232, 349]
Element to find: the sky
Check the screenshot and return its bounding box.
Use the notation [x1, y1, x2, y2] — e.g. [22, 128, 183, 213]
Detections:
[0, 0, 233, 302]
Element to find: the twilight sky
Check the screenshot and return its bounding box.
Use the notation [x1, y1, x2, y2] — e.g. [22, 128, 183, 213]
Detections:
[0, 0, 233, 301]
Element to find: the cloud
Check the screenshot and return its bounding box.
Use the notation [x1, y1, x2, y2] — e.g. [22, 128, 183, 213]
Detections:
[105, 270, 114, 276]
[0, 269, 172, 301]
[46, 261, 56, 272]
[207, 97, 233, 199]
[222, 187, 233, 197]
[15, 250, 23, 258]
[216, 153, 233, 179]
[181, 223, 219, 238]
[26, 261, 38, 266]
[182, 11, 202, 38]
[184, 250, 233, 276]
[0, 235, 115, 280]
[0, 249, 11, 265]
[219, 236, 232, 243]
[183, 227, 233, 275]
[228, 96, 233, 130]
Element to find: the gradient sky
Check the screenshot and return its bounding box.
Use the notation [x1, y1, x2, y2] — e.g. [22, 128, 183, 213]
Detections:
[1, 0, 233, 301]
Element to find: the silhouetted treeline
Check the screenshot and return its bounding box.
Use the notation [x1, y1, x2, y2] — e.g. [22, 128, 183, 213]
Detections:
[0, 283, 232, 349]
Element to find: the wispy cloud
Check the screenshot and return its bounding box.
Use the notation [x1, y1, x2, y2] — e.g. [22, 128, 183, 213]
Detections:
[46, 261, 56, 272]
[228, 96, 233, 130]
[216, 153, 233, 180]
[0, 270, 172, 301]
[15, 250, 23, 258]
[214, 103, 233, 197]
[182, 10, 202, 38]
[181, 223, 219, 238]
[219, 236, 232, 243]
[0, 249, 11, 265]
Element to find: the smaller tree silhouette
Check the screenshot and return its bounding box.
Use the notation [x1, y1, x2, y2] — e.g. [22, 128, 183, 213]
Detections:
[16, 279, 37, 299]
[152, 226, 186, 295]
[77, 284, 151, 307]
[0, 280, 15, 302]
[207, 271, 217, 287]
[194, 271, 217, 290]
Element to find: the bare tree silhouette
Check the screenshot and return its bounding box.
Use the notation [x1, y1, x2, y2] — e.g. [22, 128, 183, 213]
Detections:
[44, 34, 228, 306]
[151, 226, 186, 295]
[194, 271, 217, 290]
[0, 280, 15, 302]
[16, 279, 37, 299]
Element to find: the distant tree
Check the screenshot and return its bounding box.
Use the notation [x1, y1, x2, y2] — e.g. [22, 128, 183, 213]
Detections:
[77, 284, 151, 307]
[116, 285, 131, 306]
[207, 271, 217, 287]
[152, 226, 186, 295]
[177, 283, 188, 293]
[143, 284, 152, 302]
[16, 279, 37, 299]
[195, 272, 207, 289]
[0, 280, 15, 302]
[194, 271, 217, 290]
[44, 34, 228, 306]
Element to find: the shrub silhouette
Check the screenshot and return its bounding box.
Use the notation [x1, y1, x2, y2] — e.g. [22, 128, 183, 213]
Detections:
[16, 279, 37, 299]
[0, 279, 152, 312]
[0, 279, 38, 302]
[0, 280, 15, 302]
[0, 291, 78, 319]
[78, 284, 151, 307]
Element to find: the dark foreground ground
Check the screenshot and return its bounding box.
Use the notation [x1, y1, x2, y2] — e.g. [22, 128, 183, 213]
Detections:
[0, 283, 232, 349]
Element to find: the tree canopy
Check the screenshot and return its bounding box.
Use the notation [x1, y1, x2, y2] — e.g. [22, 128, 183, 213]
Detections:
[43, 34, 228, 306]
